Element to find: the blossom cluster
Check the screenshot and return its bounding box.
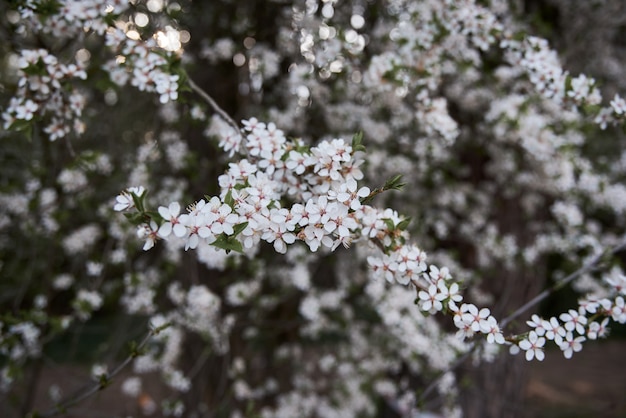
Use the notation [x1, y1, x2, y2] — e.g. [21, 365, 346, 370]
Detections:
[368, 252, 505, 345]
[2, 1, 133, 140]
[2, 49, 87, 141]
[3, 0, 180, 143]
[16, 0, 127, 38]
[511, 267, 626, 362]
[502, 34, 626, 129]
[103, 28, 181, 104]
[119, 119, 375, 255]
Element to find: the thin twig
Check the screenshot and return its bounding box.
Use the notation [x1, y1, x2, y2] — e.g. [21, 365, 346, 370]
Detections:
[34, 329, 156, 418]
[187, 77, 241, 134]
[500, 238, 626, 329]
[64, 135, 76, 159]
[417, 343, 476, 405]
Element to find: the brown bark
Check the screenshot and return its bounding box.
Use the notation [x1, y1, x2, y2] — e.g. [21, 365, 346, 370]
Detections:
[457, 260, 546, 418]
[459, 352, 529, 418]
[456, 188, 548, 418]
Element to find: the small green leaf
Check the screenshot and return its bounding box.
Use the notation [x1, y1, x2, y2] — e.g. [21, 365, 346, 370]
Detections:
[212, 235, 244, 253]
[35, 0, 63, 16]
[512, 31, 527, 42]
[397, 217, 411, 231]
[382, 218, 395, 231]
[294, 139, 311, 154]
[123, 212, 146, 225]
[98, 373, 110, 389]
[351, 131, 366, 152]
[8, 118, 35, 133]
[384, 174, 405, 191]
[130, 339, 148, 357]
[131, 190, 146, 212]
[224, 189, 235, 207]
[564, 74, 573, 93]
[232, 222, 249, 237]
[145, 210, 162, 222]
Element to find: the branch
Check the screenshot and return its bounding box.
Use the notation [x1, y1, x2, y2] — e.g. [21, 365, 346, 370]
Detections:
[33, 328, 157, 418]
[417, 237, 626, 407]
[417, 342, 476, 405]
[187, 77, 241, 134]
[500, 238, 626, 329]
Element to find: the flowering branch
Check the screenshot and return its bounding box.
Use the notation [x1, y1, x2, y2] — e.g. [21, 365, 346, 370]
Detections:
[500, 238, 626, 329]
[415, 239, 626, 407]
[116, 112, 626, 369]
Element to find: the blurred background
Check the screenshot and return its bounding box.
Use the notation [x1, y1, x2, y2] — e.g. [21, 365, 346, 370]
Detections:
[1, 1, 626, 417]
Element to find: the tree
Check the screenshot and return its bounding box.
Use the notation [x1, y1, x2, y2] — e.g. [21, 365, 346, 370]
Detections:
[1, 1, 626, 417]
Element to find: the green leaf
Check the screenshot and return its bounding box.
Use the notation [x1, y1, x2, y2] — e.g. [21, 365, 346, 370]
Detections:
[382, 218, 395, 231]
[20, 61, 47, 77]
[212, 235, 244, 253]
[224, 189, 235, 207]
[397, 217, 411, 231]
[145, 210, 162, 222]
[34, 0, 63, 16]
[131, 190, 146, 213]
[383, 174, 405, 191]
[128, 340, 138, 355]
[8, 118, 34, 133]
[102, 11, 120, 27]
[351, 131, 366, 152]
[512, 31, 527, 42]
[123, 212, 145, 225]
[293, 138, 311, 154]
[232, 222, 249, 237]
[564, 74, 573, 93]
[98, 373, 110, 389]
